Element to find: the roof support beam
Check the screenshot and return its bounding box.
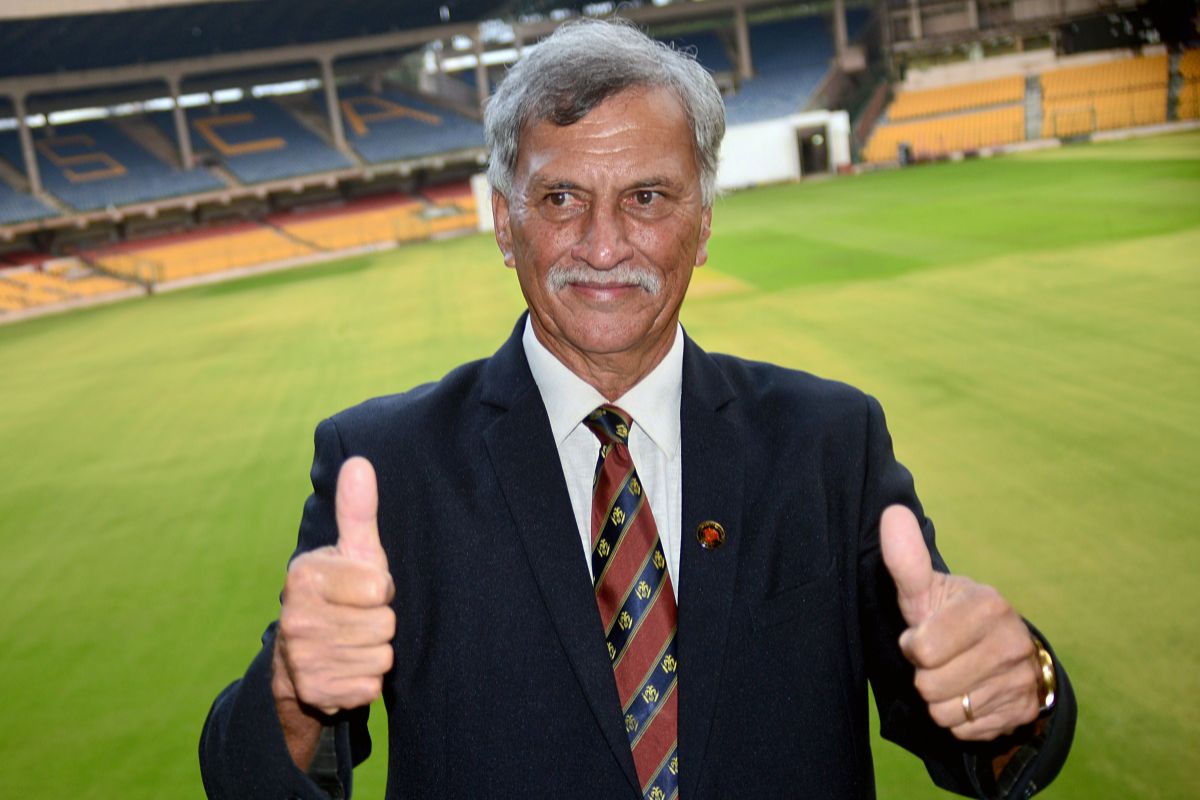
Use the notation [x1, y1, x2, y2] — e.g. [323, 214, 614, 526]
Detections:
[165, 74, 195, 170]
[473, 30, 489, 113]
[319, 55, 348, 154]
[832, 0, 849, 59]
[13, 94, 43, 196]
[735, 4, 753, 81]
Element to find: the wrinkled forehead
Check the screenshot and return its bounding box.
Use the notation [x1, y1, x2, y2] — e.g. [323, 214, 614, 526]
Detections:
[513, 85, 699, 178]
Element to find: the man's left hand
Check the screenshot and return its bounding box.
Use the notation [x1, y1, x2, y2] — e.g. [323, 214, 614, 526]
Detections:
[880, 505, 1041, 741]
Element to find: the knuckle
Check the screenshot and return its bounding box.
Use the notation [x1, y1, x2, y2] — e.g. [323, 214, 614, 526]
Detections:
[909, 636, 938, 666]
[912, 670, 936, 699]
[367, 572, 393, 606]
[366, 577, 387, 606]
[378, 645, 395, 673]
[286, 560, 326, 596]
[979, 586, 1010, 618]
[349, 677, 383, 708]
[293, 673, 323, 705]
[278, 607, 304, 638]
[929, 703, 957, 727]
[279, 606, 322, 640]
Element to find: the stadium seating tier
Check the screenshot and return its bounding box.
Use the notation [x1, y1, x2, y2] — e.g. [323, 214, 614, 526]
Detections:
[0, 262, 135, 314]
[177, 100, 353, 184]
[1041, 54, 1168, 137]
[723, 11, 867, 124]
[0, 122, 224, 212]
[333, 89, 484, 165]
[887, 76, 1025, 121]
[0, 181, 59, 225]
[864, 105, 1025, 163]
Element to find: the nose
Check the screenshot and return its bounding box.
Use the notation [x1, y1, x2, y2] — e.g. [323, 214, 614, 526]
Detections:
[570, 202, 634, 270]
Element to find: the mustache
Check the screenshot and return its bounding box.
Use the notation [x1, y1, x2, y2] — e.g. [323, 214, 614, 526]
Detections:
[545, 264, 662, 294]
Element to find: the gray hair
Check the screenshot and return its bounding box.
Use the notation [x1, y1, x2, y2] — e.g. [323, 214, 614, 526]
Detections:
[484, 17, 726, 206]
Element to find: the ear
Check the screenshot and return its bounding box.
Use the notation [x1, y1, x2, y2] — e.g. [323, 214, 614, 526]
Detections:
[694, 205, 713, 267]
[492, 190, 516, 268]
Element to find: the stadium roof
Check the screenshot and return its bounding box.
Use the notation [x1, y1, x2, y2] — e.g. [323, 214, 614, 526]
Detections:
[0, 0, 512, 78]
[0, 0, 252, 20]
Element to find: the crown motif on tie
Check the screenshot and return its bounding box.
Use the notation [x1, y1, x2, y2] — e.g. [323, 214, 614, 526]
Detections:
[584, 405, 632, 446]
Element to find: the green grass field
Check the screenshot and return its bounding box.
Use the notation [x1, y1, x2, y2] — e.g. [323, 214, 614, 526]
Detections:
[1, 131, 1197, 798]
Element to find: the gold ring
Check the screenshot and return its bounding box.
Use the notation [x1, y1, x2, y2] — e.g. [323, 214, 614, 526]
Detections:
[962, 692, 975, 723]
[1033, 638, 1057, 713]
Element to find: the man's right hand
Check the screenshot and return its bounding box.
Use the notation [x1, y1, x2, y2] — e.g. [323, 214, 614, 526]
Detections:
[272, 456, 395, 757]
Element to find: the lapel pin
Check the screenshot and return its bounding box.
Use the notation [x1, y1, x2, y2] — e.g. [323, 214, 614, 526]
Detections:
[696, 521, 726, 550]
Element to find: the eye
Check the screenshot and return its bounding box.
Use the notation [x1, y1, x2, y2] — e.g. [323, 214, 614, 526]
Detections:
[633, 190, 657, 205]
[547, 191, 570, 207]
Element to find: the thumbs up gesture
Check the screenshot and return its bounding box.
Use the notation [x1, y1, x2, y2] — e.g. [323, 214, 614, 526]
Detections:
[880, 505, 1041, 740]
[273, 457, 396, 719]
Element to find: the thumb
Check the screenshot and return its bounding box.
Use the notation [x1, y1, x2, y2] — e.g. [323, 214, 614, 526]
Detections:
[879, 504, 935, 626]
[335, 456, 386, 569]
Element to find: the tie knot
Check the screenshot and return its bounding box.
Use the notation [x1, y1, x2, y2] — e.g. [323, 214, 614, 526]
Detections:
[584, 405, 632, 446]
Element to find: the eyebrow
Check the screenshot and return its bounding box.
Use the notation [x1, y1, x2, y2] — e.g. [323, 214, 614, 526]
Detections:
[529, 177, 581, 193]
[631, 176, 676, 189]
[529, 175, 681, 193]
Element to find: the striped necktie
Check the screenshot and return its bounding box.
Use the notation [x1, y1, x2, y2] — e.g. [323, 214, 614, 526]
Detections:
[584, 405, 679, 800]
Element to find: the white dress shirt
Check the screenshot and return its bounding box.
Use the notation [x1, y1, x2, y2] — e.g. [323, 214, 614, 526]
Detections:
[522, 317, 683, 597]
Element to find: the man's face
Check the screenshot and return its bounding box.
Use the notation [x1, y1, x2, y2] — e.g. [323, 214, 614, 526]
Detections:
[493, 85, 712, 373]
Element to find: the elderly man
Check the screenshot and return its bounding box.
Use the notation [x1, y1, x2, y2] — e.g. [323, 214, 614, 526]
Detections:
[201, 18, 1074, 800]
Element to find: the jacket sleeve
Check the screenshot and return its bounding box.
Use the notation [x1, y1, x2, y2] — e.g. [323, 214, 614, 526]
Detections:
[199, 418, 373, 799]
[856, 394, 1076, 799]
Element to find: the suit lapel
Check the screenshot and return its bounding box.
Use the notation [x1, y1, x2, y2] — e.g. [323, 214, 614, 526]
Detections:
[481, 320, 642, 793]
[677, 337, 742, 800]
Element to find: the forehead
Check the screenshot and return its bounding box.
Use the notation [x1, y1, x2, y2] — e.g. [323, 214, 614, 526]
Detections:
[514, 85, 698, 186]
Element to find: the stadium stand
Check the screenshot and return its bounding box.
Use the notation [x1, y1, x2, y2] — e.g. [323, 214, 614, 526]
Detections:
[886, 76, 1026, 121]
[451, 68, 492, 95]
[661, 31, 733, 74]
[1178, 49, 1200, 121]
[863, 105, 1025, 163]
[90, 222, 316, 284]
[4, 0, 1190, 324]
[863, 49, 1181, 162]
[272, 194, 426, 251]
[86, 184, 478, 286]
[0, 260, 134, 314]
[0, 179, 58, 225]
[1041, 53, 1169, 137]
[0, 121, 223, 211]
[418, 180, 478, 236]
[178, 100, 353, 184]
[334, 88, 484, 164]
[723, 12, 867, 124]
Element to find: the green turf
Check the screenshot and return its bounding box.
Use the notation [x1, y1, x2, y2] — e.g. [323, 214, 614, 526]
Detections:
[1, 131, 1197, 798]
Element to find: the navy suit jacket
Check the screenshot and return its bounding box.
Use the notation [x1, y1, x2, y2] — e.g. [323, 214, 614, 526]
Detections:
[201, 317, 1074, 799]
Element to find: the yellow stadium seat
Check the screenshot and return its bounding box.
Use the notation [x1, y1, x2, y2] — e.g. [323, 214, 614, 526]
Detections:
[888, 76, 1025, 121]
[1040, 54, 1168, 137]
[0, 265, 133, 312]
[864, 106, 1025, 164]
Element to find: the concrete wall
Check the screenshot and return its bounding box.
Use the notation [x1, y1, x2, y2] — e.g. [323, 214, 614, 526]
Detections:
[902, 44, 1166, 90]
[717, 110, 851, 191]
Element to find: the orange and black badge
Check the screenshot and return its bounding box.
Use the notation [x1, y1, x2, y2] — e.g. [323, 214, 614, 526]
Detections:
[696, 520, 726, 550]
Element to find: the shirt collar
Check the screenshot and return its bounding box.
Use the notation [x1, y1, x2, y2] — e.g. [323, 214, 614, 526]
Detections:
[522, 316, 683, 458]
